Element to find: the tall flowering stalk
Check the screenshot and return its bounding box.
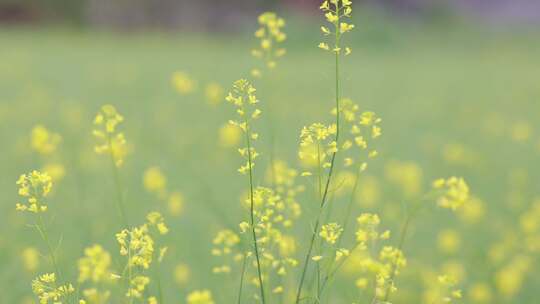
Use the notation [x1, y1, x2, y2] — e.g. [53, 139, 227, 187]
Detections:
[16, 171, 77, 304]
[226, 79, 266, 303]
[93, 104, 129, 227]
[295, 1, 355, 302]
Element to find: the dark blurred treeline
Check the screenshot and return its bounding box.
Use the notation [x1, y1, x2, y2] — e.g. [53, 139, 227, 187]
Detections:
[0, 0, 538, 28]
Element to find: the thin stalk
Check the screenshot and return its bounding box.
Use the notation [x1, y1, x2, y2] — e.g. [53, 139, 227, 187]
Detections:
[245, 121, 267, 304]
[127, 246, 133, 304]
[237, 253, 248, 304]
[156, 262, 164, 304]
[106, 134, 128, 228]
[316, 164, 362, 297]
[318, 241, 362, 293]
[338, 163, 361, 247]
[381, 213, 412, 302]
[295, 6, 342, 302]
[36, 215, 62, 282]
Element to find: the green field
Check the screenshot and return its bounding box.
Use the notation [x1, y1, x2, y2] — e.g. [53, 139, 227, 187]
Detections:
[1, 15, 540, 304]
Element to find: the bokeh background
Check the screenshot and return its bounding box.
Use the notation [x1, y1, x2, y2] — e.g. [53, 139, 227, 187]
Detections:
[1, 0, 539, 303]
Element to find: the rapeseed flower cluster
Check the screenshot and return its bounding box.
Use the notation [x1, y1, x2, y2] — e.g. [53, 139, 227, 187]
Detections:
[186, 289, 215, 304]
[11, 1, 499, 303]
[423, 274, 463, 304]
[93, 104, 128, 168]
[115, 212, 168, 300]
[226, 79, 261, 175]
[319, 0, 354, 55]
[211, 229, 241, 274]
[298, 123, 337, 176]
[336, 100, 382, 169]
[77, 244, 112, 283]
[251, 12, 286, 77]
[16, 170, 52, 213]
[432, 177, 470, 210]
[31, 273, 74, 304]
[31, 125, 61, 155]
[143, 167, 185, 216]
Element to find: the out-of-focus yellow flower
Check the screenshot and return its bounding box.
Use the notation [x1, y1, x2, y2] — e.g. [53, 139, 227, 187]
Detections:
[41, 163, 65, 182]
[143, 167, 167, 198]
[168, 191, 184, 216]
[356, 175, 381, 208]
[458, 196, 485, 224]
[186, 289, 215, 304]
[174, 263, 191, 286]
[21, 247, 40, 272]
[146, 212, 169, 235]
[172, 71, 196, 94]
[437, 229, 461, 254]
[442, 143, 474, 166]
[278, 235, 297, 257]
[20, 296, 35, 304]
[468, 282, 492, 303]
[385, 160, 423, 198]
[333, 171, 356, 197]
[82, 287, 111, 304]
[204, 82, 224, 106]
[126, 276, 150, 299]
[495, 256, 530, 297]
[510, 121, 531, 142]
[423, 273, 462, 304]
[432, 177, 470, 210]
[251, 12, 287, 76]
[218, 123, 242, 148]
[93, 104, 128, 167]
[78, 244, 112, 283]
[441, 261, 466, 282]
[31, 125, 61, 155]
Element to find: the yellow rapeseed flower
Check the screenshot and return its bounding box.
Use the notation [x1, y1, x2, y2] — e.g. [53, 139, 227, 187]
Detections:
[93, 104, 128, 167]
[78, 244, 112, 283]
[251, 12, 287, 77]
[30, 125, 61, 155]
[186, 289, 215, 304]
[432, 177, 470, 210]
[15, 170, 52, 213]
[172, 71, 196, 94]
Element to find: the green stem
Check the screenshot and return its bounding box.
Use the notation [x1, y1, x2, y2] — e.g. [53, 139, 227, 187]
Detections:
[36, 215, 62, 282]
[156, 262, 164, 304]
[127, 246, 133, 304]
[245, 121, 267, 304]
[237, 253, 248, 304]
[295, 6, 342, 303]
[106, 134, 128, 228]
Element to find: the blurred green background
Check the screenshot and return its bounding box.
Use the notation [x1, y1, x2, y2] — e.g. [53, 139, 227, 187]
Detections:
[1, 0, 540, 303]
